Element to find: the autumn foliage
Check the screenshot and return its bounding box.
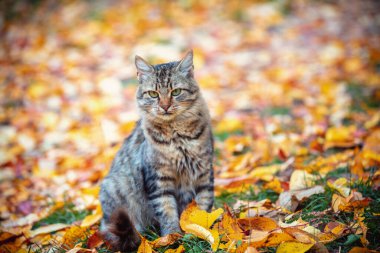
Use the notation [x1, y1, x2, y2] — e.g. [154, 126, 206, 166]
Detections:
[1, 0, 380, 253]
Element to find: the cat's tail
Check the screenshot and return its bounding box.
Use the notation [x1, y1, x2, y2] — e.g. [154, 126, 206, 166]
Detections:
[102, 208, 141, 252]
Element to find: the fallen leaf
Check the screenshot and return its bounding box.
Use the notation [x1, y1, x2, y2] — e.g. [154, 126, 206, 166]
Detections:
[278, 185, 325, 212]
[219, 210, 243, 241]
[327, 178, 350, 197]
[151, 233, 181, 248]
[81, 205, 102, 227]
[87, 231, 104, 249]
[238, 217, 279, 232]
[26, 223, 70, 238]
[276, 241, 314, 253]
[180, 201, 223, 230]
[289, 170, 318, 190]
[183, 223, 220, 251]
[137, 237, 153, 253]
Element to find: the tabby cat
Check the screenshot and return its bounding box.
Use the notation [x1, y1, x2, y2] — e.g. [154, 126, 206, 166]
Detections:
[99, 50, 214, 252]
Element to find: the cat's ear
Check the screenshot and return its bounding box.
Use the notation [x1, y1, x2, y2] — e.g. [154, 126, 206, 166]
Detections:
[135, 55, 154, 80]
[176, 50, 194, 78]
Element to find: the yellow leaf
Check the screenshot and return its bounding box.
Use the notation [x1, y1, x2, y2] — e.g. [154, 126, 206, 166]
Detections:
[362, 150, 380, 162]
[62, 226, 88, 247]
[215, 118, 243, 134]
[137, 237, 153, 253]
[276, 242, 314, 253]
[81, 186, 100, 197]
[183, 223, 220, 251]
[164, 245, 185, 253]
[15, 250, 29, 253]
[317, 232, 338, 243]
[249, 164, 282, 181]
[180, 201, 223, 229]
[27, 223, 70, 238]
[263, 178, 283, 194]
[363, 128, 380, 158]
[364, 111, 380, 129]
[225, 136, 252, 154]
[261, 231, 295, 247]
[81, 205, 102, 227]
[327, 178, 350, 197]
[324, 126, 356, 148]
[219, 211, 243, 241]
[324, 222, 346, 236]
[331, 193, 348, 212]
[289, 170, 318, 190]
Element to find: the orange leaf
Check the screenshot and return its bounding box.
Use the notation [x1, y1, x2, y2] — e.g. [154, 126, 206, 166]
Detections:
[137, 237, 153, 253]
[238, 217, 279, 232]
[219, 210, 243, 241]
[282, 227, 315, 244]
[151, 233, 181, 248]
[276, 241, 314, 253]
[262, 231, 295, 247]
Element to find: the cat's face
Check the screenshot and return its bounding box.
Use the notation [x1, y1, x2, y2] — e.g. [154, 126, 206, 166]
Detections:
[135, 51, 200, 121]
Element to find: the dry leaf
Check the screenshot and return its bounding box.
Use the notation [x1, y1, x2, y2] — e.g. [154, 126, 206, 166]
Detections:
[151, 233, 181, 248]
[164, 245, 185, 253]
[276, 241, 314, 253]
[137, 237, 153, 253]
[183, 223, 220, 251]
[81, 205, 102, 227]
[327, 178, 350, 197]
[289, 170, 318, 190]
[180, 201, 223, 230]
[26, 223, 70, 238]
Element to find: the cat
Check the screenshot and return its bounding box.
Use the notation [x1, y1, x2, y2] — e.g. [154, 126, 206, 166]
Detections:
[99, 50, 214, 252]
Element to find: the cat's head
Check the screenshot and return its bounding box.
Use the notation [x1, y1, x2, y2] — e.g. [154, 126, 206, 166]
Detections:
[135, 50, 200, 121]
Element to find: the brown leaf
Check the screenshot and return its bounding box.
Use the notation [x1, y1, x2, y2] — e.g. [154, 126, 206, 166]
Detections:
[87, 231, 104, 249]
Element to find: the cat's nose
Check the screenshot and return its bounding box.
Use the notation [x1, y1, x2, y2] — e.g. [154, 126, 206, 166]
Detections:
[160, 103, 171, 112]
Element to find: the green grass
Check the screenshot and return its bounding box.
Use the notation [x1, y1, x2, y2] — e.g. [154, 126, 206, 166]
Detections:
[32, 202, 90, 229]
[351, 177, 380, 251]
[346, 83, 380, 112]
[142, 228, 228, 253]
[215, 187, 279, 209]
[263, 106, 291, 116]
[287, 170, 380, 252]
[214, 130, 244, 142]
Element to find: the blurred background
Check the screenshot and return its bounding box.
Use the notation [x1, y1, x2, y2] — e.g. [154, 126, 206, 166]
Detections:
[0, 0, 380, 245]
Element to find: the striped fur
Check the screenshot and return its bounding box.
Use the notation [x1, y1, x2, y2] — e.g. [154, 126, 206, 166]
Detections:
[99, 51, 214, 251]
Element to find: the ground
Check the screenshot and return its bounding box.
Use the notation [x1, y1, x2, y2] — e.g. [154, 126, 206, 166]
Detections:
[0, 0, 380, 253]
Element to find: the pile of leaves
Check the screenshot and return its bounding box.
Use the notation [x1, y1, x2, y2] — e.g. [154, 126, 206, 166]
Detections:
[0, 0, 379, 252]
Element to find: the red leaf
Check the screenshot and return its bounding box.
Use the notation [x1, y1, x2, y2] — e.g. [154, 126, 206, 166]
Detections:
[87, 231, 104, 249]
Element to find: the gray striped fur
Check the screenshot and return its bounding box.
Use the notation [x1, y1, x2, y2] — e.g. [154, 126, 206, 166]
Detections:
[99, 51, 214, 250]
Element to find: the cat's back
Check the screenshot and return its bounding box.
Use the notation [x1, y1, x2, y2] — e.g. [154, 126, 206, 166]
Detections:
[108, 120, 145, 174]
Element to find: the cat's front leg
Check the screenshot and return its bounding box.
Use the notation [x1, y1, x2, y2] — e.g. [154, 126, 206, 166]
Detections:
[144, 169, 181, 235]
[194, 169, 214, 212]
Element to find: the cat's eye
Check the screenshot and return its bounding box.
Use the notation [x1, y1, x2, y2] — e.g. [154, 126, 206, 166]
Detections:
[148, 91, 159, 98]
[171, 88, 182, 96]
